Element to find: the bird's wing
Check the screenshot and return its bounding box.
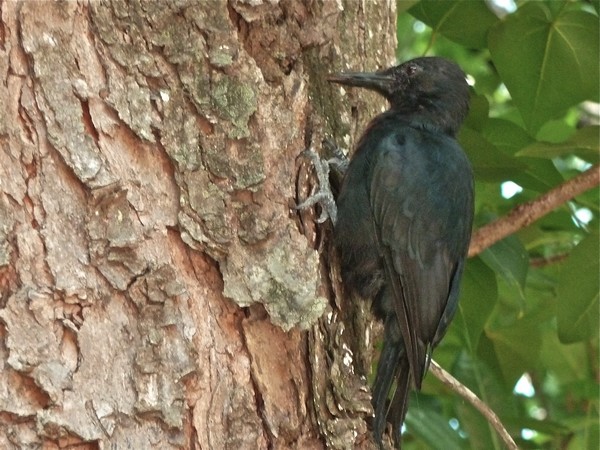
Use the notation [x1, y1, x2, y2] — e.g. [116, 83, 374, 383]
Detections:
[367, 128, 469, 385]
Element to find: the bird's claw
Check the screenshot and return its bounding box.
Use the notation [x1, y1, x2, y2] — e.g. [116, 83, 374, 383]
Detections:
[323, 138, 350, 174]
[296, 147, 340, 224]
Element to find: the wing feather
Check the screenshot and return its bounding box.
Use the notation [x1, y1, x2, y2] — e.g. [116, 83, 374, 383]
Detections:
[367, 127, 472, 385]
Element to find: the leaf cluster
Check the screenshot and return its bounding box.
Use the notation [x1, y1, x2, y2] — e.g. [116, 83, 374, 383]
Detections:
[394, 1, 599, 448]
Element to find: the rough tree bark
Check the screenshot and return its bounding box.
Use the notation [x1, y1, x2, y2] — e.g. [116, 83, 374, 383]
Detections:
[0, 1, 396, 449]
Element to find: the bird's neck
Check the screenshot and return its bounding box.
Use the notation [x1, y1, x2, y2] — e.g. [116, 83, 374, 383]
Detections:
[390, 101, 465, 137]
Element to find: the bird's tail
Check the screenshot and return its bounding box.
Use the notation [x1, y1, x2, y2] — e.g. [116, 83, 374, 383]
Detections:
[372, 335, 411, 448]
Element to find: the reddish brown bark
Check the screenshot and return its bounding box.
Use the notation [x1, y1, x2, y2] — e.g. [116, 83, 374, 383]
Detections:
[0, 1, 396, 448]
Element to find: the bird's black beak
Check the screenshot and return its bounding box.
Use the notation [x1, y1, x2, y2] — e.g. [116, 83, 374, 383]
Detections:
[327, 71, 394, 96]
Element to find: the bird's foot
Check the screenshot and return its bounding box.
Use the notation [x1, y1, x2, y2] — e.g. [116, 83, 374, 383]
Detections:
[322, 138, 349, 177]
[295, 147, 341, 224]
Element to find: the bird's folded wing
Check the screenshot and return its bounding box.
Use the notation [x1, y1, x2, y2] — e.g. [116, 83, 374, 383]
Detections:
[368, 130, 456, 385]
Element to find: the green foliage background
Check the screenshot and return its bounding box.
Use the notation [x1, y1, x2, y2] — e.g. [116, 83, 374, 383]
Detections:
[393, 1, 600, 449]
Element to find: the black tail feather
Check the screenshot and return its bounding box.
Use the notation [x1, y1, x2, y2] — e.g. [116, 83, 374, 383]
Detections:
[389, 359, 411, 446]
[372, 338, 401, 445]
[372, 321, 413, 448]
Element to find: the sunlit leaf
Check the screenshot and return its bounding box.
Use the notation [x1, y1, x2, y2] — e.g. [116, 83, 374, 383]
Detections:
[489, 3, 600, 133]
[409, 0, 499, 49]
[518, 126, 600, 163]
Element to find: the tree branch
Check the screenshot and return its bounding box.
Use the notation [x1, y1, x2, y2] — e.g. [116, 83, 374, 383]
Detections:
[468, 164, 600, 257]
[430, 360, 519, 450]
[530, 253, 570, 267]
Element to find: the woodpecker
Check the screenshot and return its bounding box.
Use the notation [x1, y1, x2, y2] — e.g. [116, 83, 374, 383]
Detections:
[329, 57, 474, 447]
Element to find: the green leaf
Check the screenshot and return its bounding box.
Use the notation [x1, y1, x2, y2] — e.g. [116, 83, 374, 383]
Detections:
[397, 0, 421, 15]
[488, 3, 600, 133]
[480, 118, 566, 191]
[480, 234, 529, 289]
[459, 127, 528, 181]
[507, 417, 571, 438]
[464, 93, 490, 131]
[567, 419, 599, 450]
[457, 258, 498, 353]
[453, 350, 513, 449]
[539, 328, 588, 384]
[405, 402, 465, 450]
[535, 116, 577, 143]
[557, 229, 600, 343]
[483, 118, 534, 156]
[518, 126, 600, 163]
[487, 319, 543, 386]
[510, 161, 563, 193]
[409, 0, 499, 49]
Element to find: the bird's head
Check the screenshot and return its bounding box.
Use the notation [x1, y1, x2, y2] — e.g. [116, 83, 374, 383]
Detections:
[328, 57, 470, 136]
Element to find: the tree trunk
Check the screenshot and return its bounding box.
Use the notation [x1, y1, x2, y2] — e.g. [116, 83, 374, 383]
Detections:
[0, 1, 396, 448]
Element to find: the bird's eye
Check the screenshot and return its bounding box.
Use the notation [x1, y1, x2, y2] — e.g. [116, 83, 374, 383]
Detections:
[406, 64, 419, 76]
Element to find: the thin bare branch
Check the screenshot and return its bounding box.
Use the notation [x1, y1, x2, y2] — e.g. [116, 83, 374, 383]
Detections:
[430, 360, 519, 450]
[469, 164, 600, 257]
[530, 253, 570, 267]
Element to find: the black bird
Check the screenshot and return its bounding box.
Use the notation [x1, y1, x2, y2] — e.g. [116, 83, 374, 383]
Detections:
[329, 57, 474, 447]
